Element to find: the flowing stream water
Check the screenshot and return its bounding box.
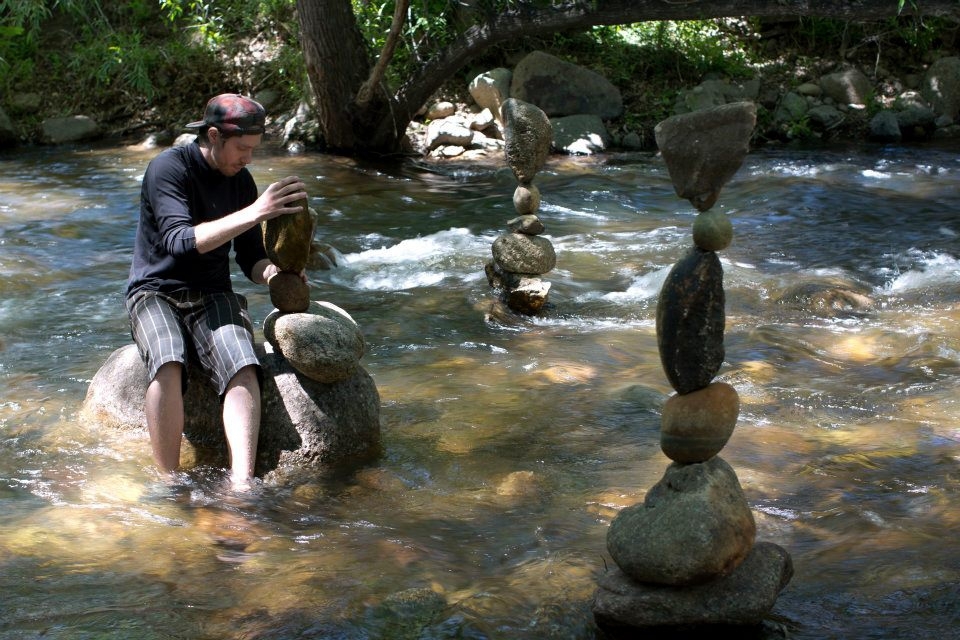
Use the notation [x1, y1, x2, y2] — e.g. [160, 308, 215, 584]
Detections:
[0, 141, 958, 639]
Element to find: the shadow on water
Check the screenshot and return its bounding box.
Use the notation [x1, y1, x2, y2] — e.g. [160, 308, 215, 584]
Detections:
[0, 141, 959, 638]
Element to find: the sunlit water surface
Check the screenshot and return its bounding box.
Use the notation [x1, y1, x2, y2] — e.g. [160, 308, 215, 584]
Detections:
[0, 141, 958, 639]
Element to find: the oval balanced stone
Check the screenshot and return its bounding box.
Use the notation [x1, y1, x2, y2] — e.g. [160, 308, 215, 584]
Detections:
[660, 382, 740, 463]
[656, 247, 725, 394]
[492, 232, 556, 275]
[262, 197, 316, 273]
[512, 183, 541, 215]
[606, 456, 756, 586]
[264, 301, 365, 384]
[269, 271, 310, 313]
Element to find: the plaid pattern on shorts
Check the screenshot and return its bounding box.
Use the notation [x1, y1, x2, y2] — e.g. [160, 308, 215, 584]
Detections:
[126, 290, 260, 396]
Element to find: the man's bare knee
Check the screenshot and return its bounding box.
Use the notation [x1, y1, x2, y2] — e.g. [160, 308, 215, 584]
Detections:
[152, 361, 184, 390]
[226, 365, 260, 394]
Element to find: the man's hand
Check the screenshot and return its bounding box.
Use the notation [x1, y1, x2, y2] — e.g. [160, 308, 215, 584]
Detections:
[253, 175, 308, 223]
[194, 176, 308, 254]
[255, 260, 307, 286]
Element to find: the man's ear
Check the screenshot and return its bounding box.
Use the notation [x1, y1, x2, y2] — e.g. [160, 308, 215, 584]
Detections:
[207, 127, 219, 145]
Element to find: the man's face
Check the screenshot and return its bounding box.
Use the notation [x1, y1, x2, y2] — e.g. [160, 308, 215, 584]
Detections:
[208, 128, 262, 176]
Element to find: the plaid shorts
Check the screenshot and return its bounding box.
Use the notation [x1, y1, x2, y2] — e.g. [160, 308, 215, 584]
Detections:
[126, 289, 261, 396]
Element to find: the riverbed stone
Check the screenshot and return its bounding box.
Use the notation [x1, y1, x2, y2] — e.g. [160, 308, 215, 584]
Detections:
[606, 456, 755, 586]
[262, 198, 315, 273]
[264, 301, 365, 384]
[78, 342, 381, 476]
[923, 56, 960, 120]
[492, 232, 556, 275]
[258, 341, 380, 474]
[656, 248, 725, 394]
[660, 382, 740, 464]
[309, 242, 341, 270]
[501, 98, 552, 183]
[654, 102, 756, 211]
[550, 114, 613, 155]
[425, 117, 474, 152]
[268, 271, 310, 313]
[593, 541, 793, 629]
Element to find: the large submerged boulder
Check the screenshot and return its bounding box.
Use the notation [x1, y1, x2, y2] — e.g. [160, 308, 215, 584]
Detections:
[79, 341, 381, 479]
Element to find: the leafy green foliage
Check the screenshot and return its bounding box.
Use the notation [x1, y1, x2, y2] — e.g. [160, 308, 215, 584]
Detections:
[1, 0, 306, 127]
[2, 0, 959, 145]
[351, 0, 458, 88]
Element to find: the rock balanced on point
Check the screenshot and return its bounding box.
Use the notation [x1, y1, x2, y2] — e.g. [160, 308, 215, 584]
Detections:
[485, 98, 556, 315]
[263, 196, 316, 313]
[260, 194, 367, 386]
[594, 101, 794, 631]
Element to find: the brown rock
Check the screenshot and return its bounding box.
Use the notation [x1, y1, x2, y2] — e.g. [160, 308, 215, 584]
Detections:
[506, 214, 545, 235]
[692, 209, 733, 252]
[269, 271, 310, 313]
[492, 232, 556, 275]
[506, 276, 551, 315]
[264, 301, 365, 384]
[77, 343, 381, 476]
[660, 382, 740, 463]
[262, 197, 315, 273]
[512, 184, 541, 216]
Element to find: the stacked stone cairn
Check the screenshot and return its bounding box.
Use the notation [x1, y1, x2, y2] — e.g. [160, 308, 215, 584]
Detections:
[484, 98, 556, 315]
[592, 102, 794, 631]
[80, 195, 380, 478]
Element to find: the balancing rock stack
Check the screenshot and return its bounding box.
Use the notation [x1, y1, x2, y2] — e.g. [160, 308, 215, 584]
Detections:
[263, 197, 316, 313]
[592, 102, 793, 631]
[484, 98, 556, 315]
[259, 199, 367, 388]
[80, 196, 379, 476]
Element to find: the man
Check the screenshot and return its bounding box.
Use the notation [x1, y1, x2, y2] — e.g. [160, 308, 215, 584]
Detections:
[126, 93, 307, 488]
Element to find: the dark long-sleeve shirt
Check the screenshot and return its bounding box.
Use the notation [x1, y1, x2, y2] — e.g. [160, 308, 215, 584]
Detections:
[126, 141, 266, 299]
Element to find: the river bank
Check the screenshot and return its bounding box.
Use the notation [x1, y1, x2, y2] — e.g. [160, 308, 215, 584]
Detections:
[2, 16, 960, 157]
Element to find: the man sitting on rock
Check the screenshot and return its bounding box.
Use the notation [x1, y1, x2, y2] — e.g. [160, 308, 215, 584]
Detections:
[125, 93, 307, 489]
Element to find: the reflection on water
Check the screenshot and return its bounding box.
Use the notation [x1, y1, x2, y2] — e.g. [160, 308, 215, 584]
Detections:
[0, 141, 958, 639]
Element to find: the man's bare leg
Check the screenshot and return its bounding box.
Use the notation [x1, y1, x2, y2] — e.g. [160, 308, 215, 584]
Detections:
[145, 362, 185, 472]
[222, 364, 261, 488]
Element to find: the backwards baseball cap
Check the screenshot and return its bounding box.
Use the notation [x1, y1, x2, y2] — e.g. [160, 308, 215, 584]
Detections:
[186, 93, 266, 135]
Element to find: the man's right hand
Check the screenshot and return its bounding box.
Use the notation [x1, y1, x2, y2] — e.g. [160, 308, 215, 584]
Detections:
[255, 175, 308, 222]
[194, 176, 309, 255]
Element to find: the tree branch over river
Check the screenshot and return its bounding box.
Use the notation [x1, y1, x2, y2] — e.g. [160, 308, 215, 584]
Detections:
[296, 0, 960, 156]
